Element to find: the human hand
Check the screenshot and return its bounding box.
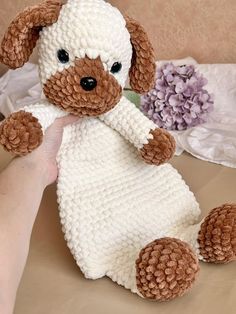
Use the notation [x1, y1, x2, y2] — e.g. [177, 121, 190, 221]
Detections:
[21, 115, 79, 186]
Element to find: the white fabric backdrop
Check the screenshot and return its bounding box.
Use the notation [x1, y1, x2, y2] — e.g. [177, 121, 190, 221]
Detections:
[162, 58, 236, 168]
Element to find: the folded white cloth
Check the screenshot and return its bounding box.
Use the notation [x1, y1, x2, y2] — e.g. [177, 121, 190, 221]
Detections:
[167, 59, 236, 168]
[0, 63, 43, 117]
[1, 60, 236, 168]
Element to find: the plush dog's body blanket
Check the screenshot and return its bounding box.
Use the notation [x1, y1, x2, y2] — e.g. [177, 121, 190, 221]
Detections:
[24, 97, 201, 293]
[1, 0, 236, 302]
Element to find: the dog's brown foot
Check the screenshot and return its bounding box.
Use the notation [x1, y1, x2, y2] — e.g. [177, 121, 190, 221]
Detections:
[198, 204, 236, 264]
[136, 237, 199, 301]
[0, 111, 43, 156]
[140, 128, 176, 166]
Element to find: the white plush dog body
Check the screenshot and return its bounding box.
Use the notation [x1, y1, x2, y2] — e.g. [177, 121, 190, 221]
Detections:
[22, 95, 201, 294]
[38, 0, 132, 87]
[1, 0, 236, 302]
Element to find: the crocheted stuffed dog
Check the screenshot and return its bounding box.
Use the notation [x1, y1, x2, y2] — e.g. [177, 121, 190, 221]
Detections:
[0, 0, 236, 301]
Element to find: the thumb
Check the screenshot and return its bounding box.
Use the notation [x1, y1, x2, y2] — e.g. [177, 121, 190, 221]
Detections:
[55, 115, 79, 128]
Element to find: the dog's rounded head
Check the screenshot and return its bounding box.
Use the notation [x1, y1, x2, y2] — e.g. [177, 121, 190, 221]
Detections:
[0, 0, 156, 117]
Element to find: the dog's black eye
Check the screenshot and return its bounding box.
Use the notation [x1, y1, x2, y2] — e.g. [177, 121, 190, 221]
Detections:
[57, 49, 70, 64]
[111, 62, 122, 74]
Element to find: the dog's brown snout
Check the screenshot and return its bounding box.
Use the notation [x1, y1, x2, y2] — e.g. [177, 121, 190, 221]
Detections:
[80, 77, 97, 91]
[43, 56, 122, 117]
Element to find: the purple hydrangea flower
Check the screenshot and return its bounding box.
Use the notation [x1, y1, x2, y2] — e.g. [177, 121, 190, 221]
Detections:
[141, 63, 214, 131]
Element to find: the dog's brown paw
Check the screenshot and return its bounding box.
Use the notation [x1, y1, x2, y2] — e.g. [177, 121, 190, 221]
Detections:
[136, 238, 199, 301]
[198, 204, 236, 264]
[140, 128, 176, 166]
[0, 111, 43, 156]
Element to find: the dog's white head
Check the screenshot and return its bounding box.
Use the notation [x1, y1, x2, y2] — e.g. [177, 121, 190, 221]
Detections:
[0, 0, 156, 117]
[39, 0, 132, 87]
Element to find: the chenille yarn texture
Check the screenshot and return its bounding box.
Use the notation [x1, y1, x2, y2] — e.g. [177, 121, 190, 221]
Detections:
[136, 238, 200, 300]
[0, 0, 236, 302]
[43, 56, 122, 116]
[198, 204, 236, 263]
[0, 111, 43, 155]
[23, 98, 202, 298]
[0, 0, 63, 69]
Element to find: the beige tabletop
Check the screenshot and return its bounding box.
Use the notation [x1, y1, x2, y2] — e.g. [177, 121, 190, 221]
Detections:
[1, 147, 236, 314]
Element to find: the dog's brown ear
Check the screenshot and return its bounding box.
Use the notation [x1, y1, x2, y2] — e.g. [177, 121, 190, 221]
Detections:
[0, 0, 63, 69]
[125, 16, 156, 94]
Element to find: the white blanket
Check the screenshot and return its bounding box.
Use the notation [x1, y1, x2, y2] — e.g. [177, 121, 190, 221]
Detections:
[0, 60, 236, 168]
[0, 63, 43, 116]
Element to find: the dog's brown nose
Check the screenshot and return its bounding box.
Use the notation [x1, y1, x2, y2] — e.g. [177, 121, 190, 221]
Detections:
[80, 77, 97, 91]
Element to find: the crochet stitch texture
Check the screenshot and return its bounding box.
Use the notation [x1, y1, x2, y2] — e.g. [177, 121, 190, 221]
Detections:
[23, 98, 201, 296]
[0, 0, 236, 301]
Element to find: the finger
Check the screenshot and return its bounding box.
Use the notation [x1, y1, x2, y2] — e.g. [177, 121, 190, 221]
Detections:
[55, 115, 79, 127]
